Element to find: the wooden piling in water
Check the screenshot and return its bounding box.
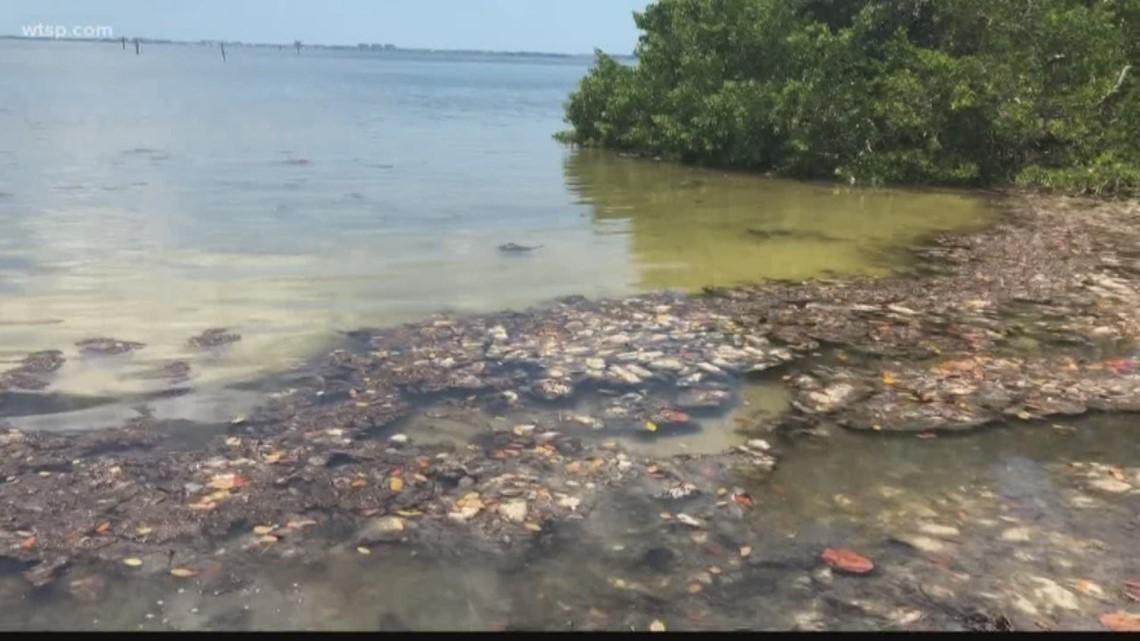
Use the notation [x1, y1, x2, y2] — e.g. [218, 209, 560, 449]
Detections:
[220, 42, 226, 61]
[133, 38, 139, 55]
[121, 36, 126, 50]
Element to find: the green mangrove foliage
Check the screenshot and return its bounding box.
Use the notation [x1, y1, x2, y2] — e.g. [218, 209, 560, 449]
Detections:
[559, 0, 1139, 196]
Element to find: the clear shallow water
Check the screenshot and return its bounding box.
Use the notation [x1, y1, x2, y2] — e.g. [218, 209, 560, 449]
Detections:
[1, 39, 992, 403]
[1, 411, 1136, 631]
[398, 380, 792, 458]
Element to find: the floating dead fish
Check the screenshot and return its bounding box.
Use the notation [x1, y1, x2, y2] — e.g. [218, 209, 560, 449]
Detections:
[498, 243, 542, 253]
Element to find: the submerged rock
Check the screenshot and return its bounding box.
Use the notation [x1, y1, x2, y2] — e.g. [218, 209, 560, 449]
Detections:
[75, 337, 145, 356]
[533, 378, 573, 401]
[0, 350, 66, 390]
[129, 360, 191, 385]
[188, 328, 241, 349]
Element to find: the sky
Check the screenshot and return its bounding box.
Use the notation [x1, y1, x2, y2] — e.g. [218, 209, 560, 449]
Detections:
[2, 0, 650, 54]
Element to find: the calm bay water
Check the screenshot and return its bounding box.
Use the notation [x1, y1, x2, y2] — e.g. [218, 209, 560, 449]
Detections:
[0, 39, 993, 400]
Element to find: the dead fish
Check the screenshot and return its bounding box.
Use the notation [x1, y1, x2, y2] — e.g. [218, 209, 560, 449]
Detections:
[498, 243, 542, 253]
[746, 228, 837, 242]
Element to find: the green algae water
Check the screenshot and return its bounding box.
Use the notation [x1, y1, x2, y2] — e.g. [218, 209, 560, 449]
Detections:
[0, 39, 991, 403]
[565, 150, 994, 290]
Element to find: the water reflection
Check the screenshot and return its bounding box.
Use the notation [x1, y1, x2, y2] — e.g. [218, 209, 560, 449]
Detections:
[563, 149, 995, 289]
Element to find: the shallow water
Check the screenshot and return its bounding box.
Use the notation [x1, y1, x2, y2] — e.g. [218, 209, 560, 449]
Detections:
[396, 379, 791, 458]
[752, 413, 1140, 531]
[564, 151, 994, 290]
[2, 410, 1135, 631]
[0, 39, 993, 403]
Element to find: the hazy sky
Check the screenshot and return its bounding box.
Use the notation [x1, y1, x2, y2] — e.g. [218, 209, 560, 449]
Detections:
[2, 0, 650, 54]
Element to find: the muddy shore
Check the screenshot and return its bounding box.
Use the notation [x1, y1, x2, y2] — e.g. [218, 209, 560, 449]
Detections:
[1, 193, 1138, 631]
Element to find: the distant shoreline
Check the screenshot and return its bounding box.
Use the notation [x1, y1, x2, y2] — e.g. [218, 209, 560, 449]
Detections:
[0, 34, 635, 61]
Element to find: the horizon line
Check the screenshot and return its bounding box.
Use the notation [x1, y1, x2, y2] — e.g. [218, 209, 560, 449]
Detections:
[0, 33, 636, 59]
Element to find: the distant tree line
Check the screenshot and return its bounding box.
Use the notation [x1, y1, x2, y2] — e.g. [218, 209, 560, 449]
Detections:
[558, 0, 1139, 196]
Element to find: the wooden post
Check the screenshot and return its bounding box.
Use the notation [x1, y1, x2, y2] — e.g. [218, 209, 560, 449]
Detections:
[220, 42, 226, 61]
[121, 36, 126, 50]
[133, 38, 139, 55]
